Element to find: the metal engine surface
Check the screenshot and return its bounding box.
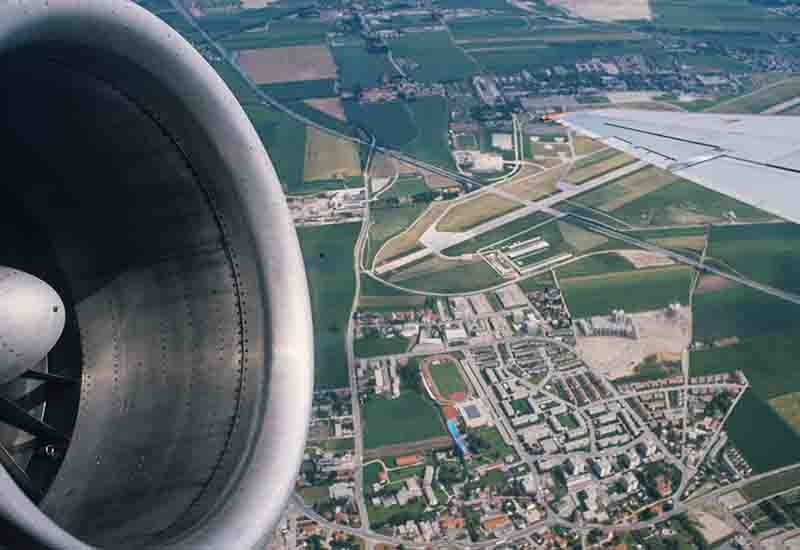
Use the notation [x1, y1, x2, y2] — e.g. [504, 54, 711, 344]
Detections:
[0, 1, 313, 548]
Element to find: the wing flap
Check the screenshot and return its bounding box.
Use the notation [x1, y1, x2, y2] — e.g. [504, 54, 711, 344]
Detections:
[558, 109, 800, 223]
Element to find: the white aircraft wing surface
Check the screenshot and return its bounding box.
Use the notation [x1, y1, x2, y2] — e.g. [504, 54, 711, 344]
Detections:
[555, 109, 800, 223]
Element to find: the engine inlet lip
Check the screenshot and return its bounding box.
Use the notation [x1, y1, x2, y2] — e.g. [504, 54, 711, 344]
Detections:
[0, 1, 314, 549]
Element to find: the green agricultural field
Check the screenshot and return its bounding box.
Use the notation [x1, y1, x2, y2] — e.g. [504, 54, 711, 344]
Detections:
[362, 375, 447, 449]
[704, 223, 800, 294]
[303, 127, 362, 183]
[197, 6, 289, 36]
[576, 95, 610, 104]
[387, 258, 504, 294]
[220, 19, 333, 49]
[612, 179, 775, 226]
[360, 273, 421, 297]
[259, 79, 336, 101]
[622, 226, 708, 255]
[459, 29, 644, 47]
[388, 31, 478, 83]
[470, 41, 653, 73]
[354, 335, 411, 358]
[429, 358, 467, 397]
[573, 167, 679, 213]
[320, 438, 356, 452]
[555, 253, 635, 279]
[711, 78, 800, 114]
[298, 224, 359, 388]
[693, 283, 800, 343]
[378, 175, 430, 201]
[692, 326, 800, 400]
[287, 100, 352, 137]
[561, 266, 693, 318]
[719, 390, 800, 474]
[366, 204, 428, 267]
[566, 150, 637, 185]
[742, 466, 800, 501]
[331, 43, 399, 90]
[651, 0, 800, 33]
[436, 0, 525, 12]
[447, 16, 530, 40]
[691, 321, 800, 474]
[245, 105, 306, 193]
[358, 296, 428, 311]
[401, 96, 455, 170]
[437, 194, 523, 233]
[344, 100, 417, 149]
[442, 212, 553, 257]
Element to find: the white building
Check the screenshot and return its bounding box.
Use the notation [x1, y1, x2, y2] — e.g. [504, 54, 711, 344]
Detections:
[491, 133, 514, 151]
[624, 472, 639, 492]
[593, 457, 613, 478]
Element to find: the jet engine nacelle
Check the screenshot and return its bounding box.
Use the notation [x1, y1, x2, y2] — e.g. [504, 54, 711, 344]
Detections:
[0, 1, 313, 548]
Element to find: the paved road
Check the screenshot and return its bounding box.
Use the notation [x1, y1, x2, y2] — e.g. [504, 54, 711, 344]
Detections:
[294, 456, 800, 548]
[347, 138, 377, 530]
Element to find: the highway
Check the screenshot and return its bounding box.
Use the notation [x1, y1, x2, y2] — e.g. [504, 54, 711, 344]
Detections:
[565, 212, 800, 307]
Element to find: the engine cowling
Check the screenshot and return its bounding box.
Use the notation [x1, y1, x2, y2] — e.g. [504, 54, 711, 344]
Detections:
[0, 1, 313, 548]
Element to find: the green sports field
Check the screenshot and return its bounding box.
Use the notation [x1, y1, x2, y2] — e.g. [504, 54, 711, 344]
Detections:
[429, 358, 468, 397]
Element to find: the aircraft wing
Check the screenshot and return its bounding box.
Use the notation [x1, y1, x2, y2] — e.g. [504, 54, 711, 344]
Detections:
[555, 109, 800, 223]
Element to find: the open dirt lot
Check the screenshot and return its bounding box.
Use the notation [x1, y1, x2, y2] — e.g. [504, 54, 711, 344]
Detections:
[576, 337, 644, 379]
[303, 127, 362, 182]
[578, 306, 691, 379]
[545, 0, 651, 21]
[616, 250, 675, 269]
[690, 509, 736, 546]
[304, 97, 347, 121]
[237, 45, 337, 84]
